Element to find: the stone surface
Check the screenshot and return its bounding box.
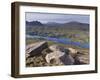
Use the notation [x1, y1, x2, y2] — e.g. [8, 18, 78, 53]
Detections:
[60, 54, 75, 65]
[49, 45, 60, 51]
[45, 45, 75, 65]
[68, 48, 78, 57]
[26, 42, 89, 67]
[45, 51, 65, 63]
[74, 53, 89, 64]
[26, 41, 48, 56]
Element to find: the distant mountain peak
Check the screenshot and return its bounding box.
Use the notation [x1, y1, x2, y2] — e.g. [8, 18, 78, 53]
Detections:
[26, 21, 44, 26]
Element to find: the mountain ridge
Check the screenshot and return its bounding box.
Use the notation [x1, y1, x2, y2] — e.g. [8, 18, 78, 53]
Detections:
[26, 20, 89, 30]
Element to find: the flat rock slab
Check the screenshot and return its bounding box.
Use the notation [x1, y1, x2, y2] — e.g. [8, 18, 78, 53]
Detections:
[26, 41, 48, 56]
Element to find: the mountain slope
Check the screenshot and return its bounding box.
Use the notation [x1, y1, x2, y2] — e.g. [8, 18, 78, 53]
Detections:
[26, 21, 89, 31]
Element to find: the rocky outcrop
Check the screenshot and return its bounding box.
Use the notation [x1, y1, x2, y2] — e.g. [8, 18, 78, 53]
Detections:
[45, 45, 89, 65]
[68, 48, 77, 57]
[45, 51, 65, 64]
[26, 41, 48, 56]
[45, 45, 75, 65]
[74, 52, 89, 64]
[26, 41, 89, 67]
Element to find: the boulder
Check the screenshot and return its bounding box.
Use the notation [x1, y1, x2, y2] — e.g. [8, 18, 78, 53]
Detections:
[26, 41, 48, 56]
[68, 48, 78, 57]
[49, 45, 60, 51]
[74, 54, 89, 64]
[45, 49, 75, 65]
[60, 54, 75, 65]
[45, 51, 65, 64]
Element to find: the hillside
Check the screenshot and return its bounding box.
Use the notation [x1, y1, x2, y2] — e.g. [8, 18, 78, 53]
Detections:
[26, 21, 89, 31]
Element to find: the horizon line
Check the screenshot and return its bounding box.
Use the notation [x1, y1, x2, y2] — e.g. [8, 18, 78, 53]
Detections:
[26, 20, 89, 24]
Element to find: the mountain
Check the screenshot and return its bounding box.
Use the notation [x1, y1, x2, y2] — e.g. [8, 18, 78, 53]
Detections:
[63, 21, 89, 30]
[26, 21, 89, 31]
[26, 21, 44, 26]
[64, 21, 89, 26]
[45, 21, 89, 30]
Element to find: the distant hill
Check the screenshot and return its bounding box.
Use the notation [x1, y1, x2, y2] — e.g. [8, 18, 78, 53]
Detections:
[44, 21, 89, 30]
[26, 21, 44, 26]
[64, 21, 89, 26]
[63, 21, 89, 30]
[26, 21, 89, 31]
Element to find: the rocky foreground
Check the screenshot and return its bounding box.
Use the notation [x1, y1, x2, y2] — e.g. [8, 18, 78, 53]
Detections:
[26, 41, 89, 67]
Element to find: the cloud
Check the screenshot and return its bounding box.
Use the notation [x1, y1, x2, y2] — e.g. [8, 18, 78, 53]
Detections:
[25, 12, 89, 24]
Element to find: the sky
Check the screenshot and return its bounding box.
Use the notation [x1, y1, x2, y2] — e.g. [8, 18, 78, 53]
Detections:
[25, 12, 89, 24]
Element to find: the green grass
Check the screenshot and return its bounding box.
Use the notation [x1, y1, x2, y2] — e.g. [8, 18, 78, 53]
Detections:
[26, 38, 42, 45]
[27, 28, 89, 44]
